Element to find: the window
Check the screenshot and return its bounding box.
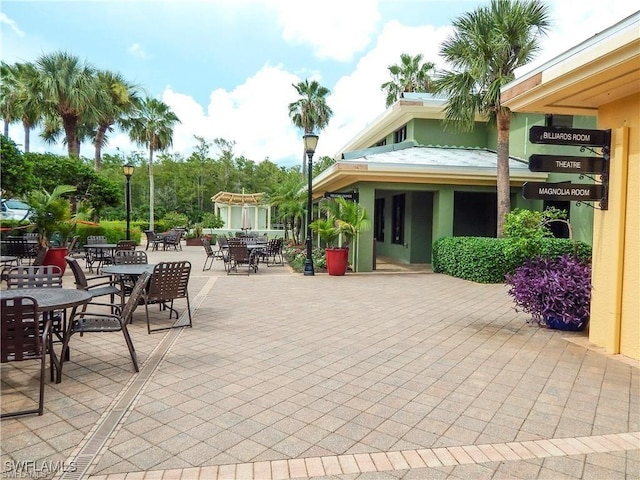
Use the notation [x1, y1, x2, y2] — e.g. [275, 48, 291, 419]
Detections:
[394, 125, 407, 143]
[374, 198, 385, 241]
[545, 114, 573, 128]
[375, 139, 387, 147]
[392, 194, 405, 245]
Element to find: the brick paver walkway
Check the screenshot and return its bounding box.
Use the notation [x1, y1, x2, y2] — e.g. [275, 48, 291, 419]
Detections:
[1, 245, 638, 480]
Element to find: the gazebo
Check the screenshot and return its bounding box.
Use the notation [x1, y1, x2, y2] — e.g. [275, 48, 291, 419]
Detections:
[210, 191, 271, 233]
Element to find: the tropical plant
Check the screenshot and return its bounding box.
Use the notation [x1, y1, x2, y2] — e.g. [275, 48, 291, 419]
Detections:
[325, 197, 371, 248]
[27, 184, 77, 247]
[381, 53, 436, 107]
[201, 212, 224, 229]
[122, 97, 180, 231]
[92, 70, 141, 170]
[0, 61, 42, 151]
[288, 79, 333, 175]
[433, 0, 551, 237]
[503, 207, 568, 264]
[32, 51, 105, 157]
[506, 254, 591, 329]
[266, 174, 306, 244]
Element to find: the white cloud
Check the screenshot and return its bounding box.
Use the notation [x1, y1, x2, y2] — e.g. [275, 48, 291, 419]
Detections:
[0, 13, 25, 37]
[271, 0, 381, 61]
[323, 21, 453, 156]
[162, 64, 304, 164]
[128, 43, 149, 59]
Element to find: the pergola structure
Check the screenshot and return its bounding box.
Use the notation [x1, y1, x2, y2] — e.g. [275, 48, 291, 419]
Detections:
[210, 191, 271, 231]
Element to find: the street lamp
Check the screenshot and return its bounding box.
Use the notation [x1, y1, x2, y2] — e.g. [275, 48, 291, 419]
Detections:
[303, 133, 319, 276]
[123, 164, 135, 240]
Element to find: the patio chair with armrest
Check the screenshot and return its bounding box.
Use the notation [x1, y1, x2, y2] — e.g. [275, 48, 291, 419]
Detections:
[65, 256, 122, 313]
[162, 230, 182, 251]
[60, 272, 151, 376]
[227, 239, 257, 275]
[143, 230, 164, 251]
[143, 261, 192, 334]
[202, 238, 217, 271]
[1, 296, 52, 418]
[260, 238, 284, 267]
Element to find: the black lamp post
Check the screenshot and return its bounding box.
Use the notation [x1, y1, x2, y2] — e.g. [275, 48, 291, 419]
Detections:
[303, 133, 319, 276]
[123, 164, 135, 240]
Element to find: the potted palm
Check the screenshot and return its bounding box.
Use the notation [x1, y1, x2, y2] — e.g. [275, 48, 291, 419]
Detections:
[310, 197, 371, 276]
[27, 185, 77, 272]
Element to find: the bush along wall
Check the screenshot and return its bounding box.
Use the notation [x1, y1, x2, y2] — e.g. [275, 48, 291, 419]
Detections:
[432, 236, 591, 284]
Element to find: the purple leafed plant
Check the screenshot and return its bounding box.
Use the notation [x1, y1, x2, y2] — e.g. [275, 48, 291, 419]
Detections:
[505, 254, 592, 327]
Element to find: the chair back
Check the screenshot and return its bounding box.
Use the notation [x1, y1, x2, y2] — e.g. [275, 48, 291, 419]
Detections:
[116, 240, 137, 251]
[87, 235, 106, 245]
[5, 237, 30, 258]
[227, 241, 252, 263]
[144, 230, 157, 241]
[65, 256, 89, 290]
[114, 250, 148, 265]
[202, 239, 214, 256]
[5, 265, 63, 289]
[1, 296, 43, 363]
[218, 236, 229, 249]
[147, 261, 191, 302]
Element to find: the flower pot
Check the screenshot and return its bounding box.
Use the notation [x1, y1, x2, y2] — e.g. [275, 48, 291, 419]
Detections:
[185, 238, 203, 246]
[326, 248, 349, 276]
[544, 315, 588, 332]
[43, 247, 69, 273]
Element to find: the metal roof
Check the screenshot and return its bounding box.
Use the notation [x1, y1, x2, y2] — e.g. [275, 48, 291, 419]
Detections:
[312, 145, 547, 198]
[344, 145, 531, 171]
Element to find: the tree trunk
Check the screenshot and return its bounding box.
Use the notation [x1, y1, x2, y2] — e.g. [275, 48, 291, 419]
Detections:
[94, 124, 108, 171]
[62, 114, 80, 157]
[22, 121, 30, 153]
[149, 147, 155, 231]
[496, 109, 511, 238]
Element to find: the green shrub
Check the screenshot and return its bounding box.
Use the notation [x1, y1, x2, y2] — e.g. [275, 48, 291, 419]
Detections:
[432, 236, 592, 284]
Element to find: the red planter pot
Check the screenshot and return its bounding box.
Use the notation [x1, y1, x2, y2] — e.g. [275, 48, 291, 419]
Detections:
[43, 247, 69, 273]
[325, 248, 349, 276]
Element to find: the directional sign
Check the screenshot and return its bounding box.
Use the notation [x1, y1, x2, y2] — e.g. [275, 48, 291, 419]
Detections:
[529, 126, 609, 147]
[324, 192, 359, 201]
[528, 154, 604, 174]
[522, 182, 603, 202]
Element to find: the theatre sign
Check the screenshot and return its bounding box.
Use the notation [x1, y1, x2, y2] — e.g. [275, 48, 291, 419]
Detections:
[523, 126, 610, 209]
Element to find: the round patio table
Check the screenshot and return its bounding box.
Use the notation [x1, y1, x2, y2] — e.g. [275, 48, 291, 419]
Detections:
[0, 288, 92, 383]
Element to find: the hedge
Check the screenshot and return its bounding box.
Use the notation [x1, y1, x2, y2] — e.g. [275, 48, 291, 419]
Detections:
[432, 236, 591, 284]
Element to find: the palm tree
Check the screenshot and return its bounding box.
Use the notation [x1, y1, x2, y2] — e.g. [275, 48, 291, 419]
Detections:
[381, 53, 436, 107]
[288, 79, 333, 175]
[0, 61, 42, 151]
[32, 51, 104, 157]
[123, 97, 180, 231]
[433, 0, 550, 237]
[92, 70, 141, 170]
[266, 174, 306, 244]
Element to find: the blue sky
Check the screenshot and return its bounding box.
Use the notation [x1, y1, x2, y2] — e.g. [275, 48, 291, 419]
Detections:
[1, 0, 637, 168]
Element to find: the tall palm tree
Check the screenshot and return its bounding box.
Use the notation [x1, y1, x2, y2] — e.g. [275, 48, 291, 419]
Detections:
[288, 79, 333, 175]
[434, 0, 550, 237]
[123, 97, 180, 231]
[381, 53, 436, 107]
[0, 61, 42, 151]
[92, 70, 141, 170]
[32, 51, 104, 157]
